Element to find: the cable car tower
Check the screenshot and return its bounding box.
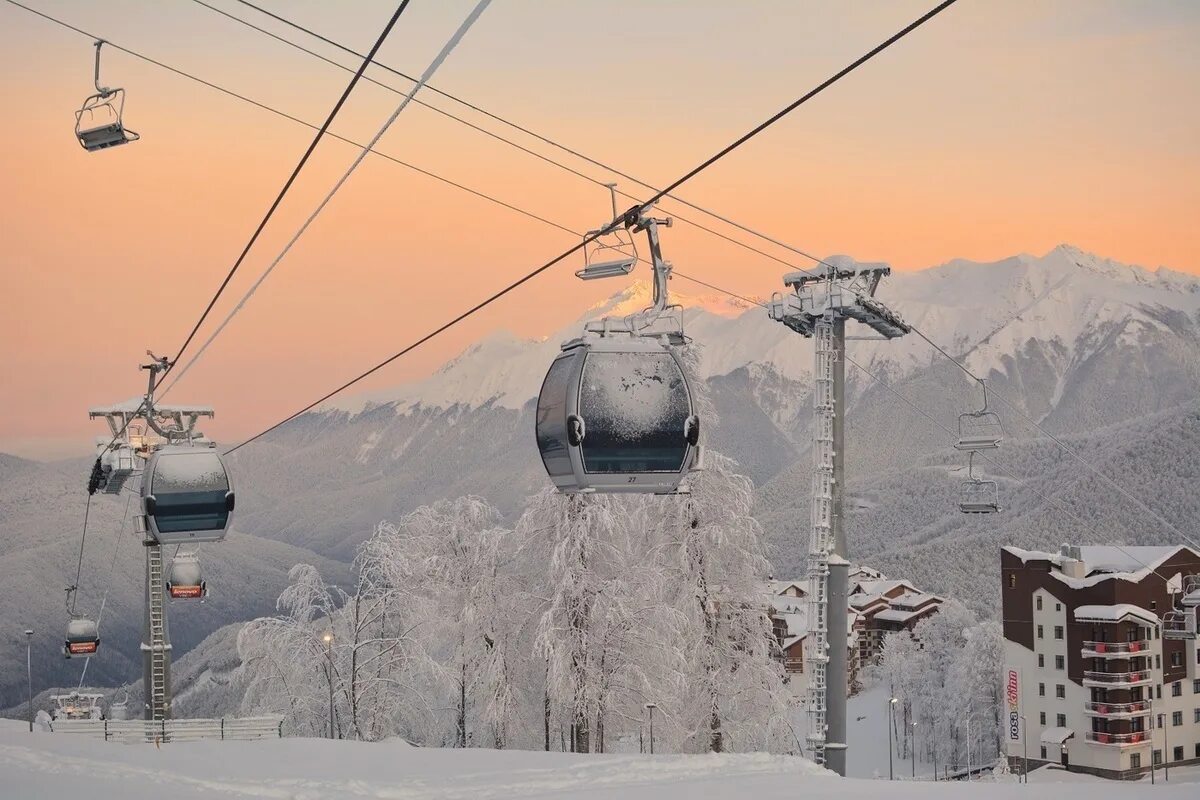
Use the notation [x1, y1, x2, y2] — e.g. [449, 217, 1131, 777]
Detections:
[88, 353, 232, 722]
[767, 262, 909, 775]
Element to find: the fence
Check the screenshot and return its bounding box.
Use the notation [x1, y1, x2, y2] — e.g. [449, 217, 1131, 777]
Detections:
[50, 716, 284, 743]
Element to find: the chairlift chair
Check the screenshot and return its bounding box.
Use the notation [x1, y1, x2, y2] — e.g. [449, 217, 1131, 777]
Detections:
[958, 452, 1000, 514]
[166, 551, 207, 600]
[141, 445, 234, 545]
[1180, 575, 1200, 608]
[75, 40, 139, 152]
[1162, 609, 1196, 640]
[954, 378, 1004, 451]
[64, 617, 100, 658]
[576, 183, 638, 280]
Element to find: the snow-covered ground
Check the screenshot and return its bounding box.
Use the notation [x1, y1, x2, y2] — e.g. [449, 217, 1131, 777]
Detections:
[2, 720, 1196, 800]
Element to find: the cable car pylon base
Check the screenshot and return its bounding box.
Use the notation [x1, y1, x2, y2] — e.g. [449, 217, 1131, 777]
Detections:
[767, 260, 910, 775]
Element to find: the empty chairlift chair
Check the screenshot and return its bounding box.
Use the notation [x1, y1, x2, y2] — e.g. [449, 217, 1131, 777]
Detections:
[576, 184, 638, 280]
[537, 336, 700, 494]
[959, 452, 1000, 514]
[64, 617, 100, 658]
[1162, 609, 1197, 640]
[1180, 575, 1200, 608]
[166, 551, 207, 600]
[75, 40, 139, 152]
[955, 378, 1004, 451]
[141, 445, 234, 544]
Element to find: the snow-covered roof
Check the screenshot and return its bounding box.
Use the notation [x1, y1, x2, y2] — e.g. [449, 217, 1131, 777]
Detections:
[850, 579, 915, 597]
[1003, 545, 1198, 590]
[874, 607, 938, 625]
[1039, 727, 1074, 745]
[1073, 604, 1158, 625]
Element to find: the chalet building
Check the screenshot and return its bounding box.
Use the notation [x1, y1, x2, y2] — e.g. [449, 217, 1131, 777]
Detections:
[848, 577, 944, 665]
[766, 568, 942, 695]
[1001, 544, 1200, 780]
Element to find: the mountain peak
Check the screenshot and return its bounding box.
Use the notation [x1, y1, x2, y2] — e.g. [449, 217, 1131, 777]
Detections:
[584, 279, 755, 321]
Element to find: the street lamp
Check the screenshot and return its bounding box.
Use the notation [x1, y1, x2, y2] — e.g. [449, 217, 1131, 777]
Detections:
[888, 697, 899, 780]
[644, 703, 657, 755]
[322, 631, 334, 740]
[1018, 715, 1028, 784]
[912, 721, 918, 778]
[24, 629, 34, 733]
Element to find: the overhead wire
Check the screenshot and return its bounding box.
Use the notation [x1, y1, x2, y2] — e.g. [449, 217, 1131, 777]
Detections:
[224, 0, 963, 453]
[166, 0, 414, 373]
[159, 0, 495, 397]
[78, 489, 136, 689]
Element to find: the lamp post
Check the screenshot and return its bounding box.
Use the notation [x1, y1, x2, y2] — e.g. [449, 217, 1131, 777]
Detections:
[322, 631, 334, 740]
[912, 721, 918, 778]
[644, 703, 657, 755]
[24, 629, 34, 733]
[1018, 715, 1028, 784]
[888, 697, 898, 780]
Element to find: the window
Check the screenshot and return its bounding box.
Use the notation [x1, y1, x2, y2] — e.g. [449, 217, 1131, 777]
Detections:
[1193, 679, 1200, 693]
[1055, 602, 1061, 612]
[1038, 654, 1045, 668]
[1172, 681, 1182, 697]
[1171, 710, 1182, 726]
[1054, 625, 1064, 640]
[1040, 746, 1047, 760]
[1131, 753, 1141, 770]
[1157, 713, 1164, 729]
[1039, 711, 1046, 725]
[1153, 749, 1162, 765]
[1056, 713, 1066, 727]
[1170, 651, 1183, 668]
[1156, 685, 1162, 699]
[1055, 684, 1066, 699]
[1150, 600, 1157, 611]
[1055, 655, 1065, 670]
[1036, 596, 1043, 611]
[1039, 682, 1046, 697]
[1195, 744, 1200, 759]
[1194, 708, 1200, 724]
[1037, 624, 1044, 639]
[1155, 655, 1161, 669]
[1173, 746, 1183, 762]
[1009, 574, 1016, 589]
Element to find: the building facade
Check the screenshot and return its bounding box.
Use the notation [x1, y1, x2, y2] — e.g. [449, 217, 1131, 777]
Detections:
[1001, 544, 1200, 779]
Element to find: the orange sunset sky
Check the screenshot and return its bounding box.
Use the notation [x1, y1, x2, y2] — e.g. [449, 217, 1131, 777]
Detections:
[1, 0, 1198, 458]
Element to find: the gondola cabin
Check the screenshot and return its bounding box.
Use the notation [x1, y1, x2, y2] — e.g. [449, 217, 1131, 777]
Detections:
[167, 552, 207, 600]
[141, 446, 234, 544]
[536, 336, 700, 494]
[64, 617, 99, 658]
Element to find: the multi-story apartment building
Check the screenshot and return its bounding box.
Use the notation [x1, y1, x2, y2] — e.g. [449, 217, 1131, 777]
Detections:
[1001, 544, 1200, 779]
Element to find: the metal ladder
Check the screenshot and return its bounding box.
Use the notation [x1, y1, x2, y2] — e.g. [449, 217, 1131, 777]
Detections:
[147, 545, 169, 723]
[805, 315, 837, 764]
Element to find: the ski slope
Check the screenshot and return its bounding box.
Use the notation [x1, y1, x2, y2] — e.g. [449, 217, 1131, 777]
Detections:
[2, 721, 1196, 799]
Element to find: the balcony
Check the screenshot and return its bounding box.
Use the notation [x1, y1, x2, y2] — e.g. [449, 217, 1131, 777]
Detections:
[1082, 670, 1153, 688]
[1084, 730, 1150, 747]
[1081, 640, 1150, 658]
[1083, 701, 1151, 718]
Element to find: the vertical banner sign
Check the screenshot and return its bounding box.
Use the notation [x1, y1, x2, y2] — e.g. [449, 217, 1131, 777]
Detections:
[1006, 667, 1021, 742]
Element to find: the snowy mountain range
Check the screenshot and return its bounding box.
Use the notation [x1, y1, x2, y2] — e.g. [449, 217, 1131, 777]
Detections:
[3, 244, 1198, 708]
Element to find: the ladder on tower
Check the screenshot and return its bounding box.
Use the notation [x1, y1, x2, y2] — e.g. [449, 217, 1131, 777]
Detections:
[805, 316, 837, 765]
[147, 544, 169, 724]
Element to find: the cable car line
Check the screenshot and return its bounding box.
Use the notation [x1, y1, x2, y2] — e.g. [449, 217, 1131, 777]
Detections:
[165, 0, 414, 374]
[223, 0, 964, 455]
[66, 494, 95, 615]
[77, 490, 135, 689]
[158, 0, 494, 399]
[199, 0, 926, 290]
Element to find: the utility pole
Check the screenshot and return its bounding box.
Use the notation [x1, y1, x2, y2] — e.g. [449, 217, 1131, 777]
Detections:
[645, 703, 657, 754]
[912, 721, 918, 778]
[769, 261, 910, 775]
[25, 629, 34, 732]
